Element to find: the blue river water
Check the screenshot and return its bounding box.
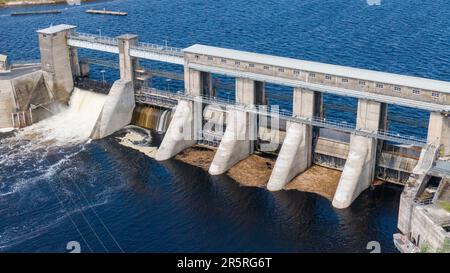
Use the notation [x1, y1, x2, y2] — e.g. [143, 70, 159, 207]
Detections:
[1, 0, 450, 252]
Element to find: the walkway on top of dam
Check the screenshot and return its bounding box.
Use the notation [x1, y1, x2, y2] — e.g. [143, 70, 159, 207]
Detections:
[68, 32, 184, 65]
[65, 28, 450, 113]
[134, 87, 428, 147]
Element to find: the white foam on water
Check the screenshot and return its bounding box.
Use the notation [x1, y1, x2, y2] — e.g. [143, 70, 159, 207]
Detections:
[0, 88, 107, 201]
[0, 87, 124, 250]
[0, 88, 107, 171]
[0, 128, 15, 133]
[21, 88, 107, 144]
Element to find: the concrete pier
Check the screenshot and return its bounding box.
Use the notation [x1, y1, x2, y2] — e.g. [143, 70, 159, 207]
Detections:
[267, 88, 318, 191]
[208, 77, 261, 175]
[332, 100, 386, 209]
[155, 99, 197, 161]
[209, 109, 254, 175]
[155, 68, 210, 161]
[90, 79, 135, 139]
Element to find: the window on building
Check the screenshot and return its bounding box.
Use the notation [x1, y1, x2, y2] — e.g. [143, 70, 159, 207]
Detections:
[342, 78, 348, 83]
[412, 89, 421, 95]
[249, 63, 255, 68]
[309, 73, 316, 78]
[376, 83, 384, 88]
[359, 80, 366, 85]
[195, 55, 199, 59]
[325, 75, 332, 80]
[394, 86, 402, 92]
[264, 65, 270, 70]
[294, 70, 300, 75]
[221, 58, 227, 63]
[207, 56, 213, 61]
[235, 61, 240, 65]
[432, 92, 440, 98]
[278, 68, 285, 72]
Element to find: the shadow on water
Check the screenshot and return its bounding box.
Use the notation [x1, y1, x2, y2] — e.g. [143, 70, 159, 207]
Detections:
[0, 126, 401, 253]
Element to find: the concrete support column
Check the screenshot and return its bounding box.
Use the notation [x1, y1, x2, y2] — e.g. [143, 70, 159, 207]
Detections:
[267, 88, 317, 191]
[69, 46, 80, 77]
[184, 68, 214, 96]
[208, 77, 261, 175]
[155, 99, 198, 161]
[37, 24, 77, 103]
[80, 61, 90, 78]
[332, 99, 386, 209]
[201, 71, 214, 97]
[427, 112, 450, 157]
[184, 67, 201, 96]
[255, 81, 266, 105]
[156, 68, 213, 161]
[236, 78, 256, 105]
[118, 34, 139, 86]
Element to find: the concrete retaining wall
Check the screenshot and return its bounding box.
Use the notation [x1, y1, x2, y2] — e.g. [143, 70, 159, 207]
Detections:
[0, 79, 15, 128]
[410, 205, 450, 252]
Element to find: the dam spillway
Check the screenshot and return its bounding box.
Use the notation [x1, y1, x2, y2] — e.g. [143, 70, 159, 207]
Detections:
[132, 105, 173, 133]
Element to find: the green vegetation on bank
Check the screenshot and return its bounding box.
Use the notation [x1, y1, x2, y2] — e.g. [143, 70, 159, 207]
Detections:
[420, 239, 450, 253]
[438, 200, 450, 213]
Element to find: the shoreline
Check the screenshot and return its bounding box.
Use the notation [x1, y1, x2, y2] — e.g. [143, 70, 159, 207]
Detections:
[0, 0, 99, 8]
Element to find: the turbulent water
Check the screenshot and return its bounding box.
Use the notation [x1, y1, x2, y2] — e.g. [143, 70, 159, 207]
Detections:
[132, 105, 173, 133]
[1, 0, 450, 252]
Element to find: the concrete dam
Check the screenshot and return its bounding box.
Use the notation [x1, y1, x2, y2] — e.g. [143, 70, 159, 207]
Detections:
[1, 24, 450, 252]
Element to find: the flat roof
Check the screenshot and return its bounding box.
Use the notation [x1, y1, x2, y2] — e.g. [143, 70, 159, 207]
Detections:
[37, 24, 76, 35]
[184, 44, 450, 94]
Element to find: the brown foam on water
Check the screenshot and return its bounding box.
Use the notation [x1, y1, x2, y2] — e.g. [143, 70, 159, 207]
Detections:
[174, 145, 341, 200]
[285, 165, 341, 200]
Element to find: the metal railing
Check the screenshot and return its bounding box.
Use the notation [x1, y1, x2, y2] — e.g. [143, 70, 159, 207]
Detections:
[136, 87, 429, 147]
[414, 197, 434, 205]
[79, 58, 185, 81]
[135, 94, 178, 108]
[197, 130, 223, 147]
[11, 59, 41, 66]
[69, 32, 119, 47]
[132, 42, 183, 58]
[74, 77, 112, 94]
[80, 58, 119, 69]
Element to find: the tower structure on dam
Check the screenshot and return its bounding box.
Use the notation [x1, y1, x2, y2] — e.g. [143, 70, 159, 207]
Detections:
[2, 24, 450, 213]
[37, 24, 79, 102]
